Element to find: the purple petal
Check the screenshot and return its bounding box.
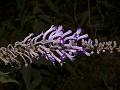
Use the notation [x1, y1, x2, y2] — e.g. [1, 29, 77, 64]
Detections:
[60, 54, 67, 61]
[60, 38, 65, 45]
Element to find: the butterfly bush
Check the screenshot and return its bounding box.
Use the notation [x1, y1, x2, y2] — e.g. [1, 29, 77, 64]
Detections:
[0, 25, 120, 68]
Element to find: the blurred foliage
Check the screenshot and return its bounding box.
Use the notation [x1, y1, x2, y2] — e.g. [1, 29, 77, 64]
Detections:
[0, 0, 120, 90]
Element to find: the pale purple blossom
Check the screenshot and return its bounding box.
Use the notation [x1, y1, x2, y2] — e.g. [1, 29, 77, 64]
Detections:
[0, 25, 120, 68]
[0, 25, 90, 68]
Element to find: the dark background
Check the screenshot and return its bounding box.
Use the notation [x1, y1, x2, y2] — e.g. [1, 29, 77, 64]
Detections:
[0, 0, 120, 90]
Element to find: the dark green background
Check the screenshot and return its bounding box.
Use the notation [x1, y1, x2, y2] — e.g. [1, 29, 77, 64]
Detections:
[0, 0, 120, 90]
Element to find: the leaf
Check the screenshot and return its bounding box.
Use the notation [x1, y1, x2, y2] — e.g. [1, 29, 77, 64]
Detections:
[99, 1, 115, 9]
[33, 19, 49, 33]
[31, 68, 42, 88]
[0, 71, 20, 85]
[21, 65, 43, 90]
[1, 20, 17, 30]
[31, 78, 42, 89]
[38, 15, 53, 24]
[79, 11, 89, 25]
[21, 65, 32, 90]
[23, 15, 35, 25]
[0, 71, 9, 76]
[16, 0, 27, 16]
[43, 0, 60, 14]
[41, 85, 50, 90]
[0, 76, 20, 85]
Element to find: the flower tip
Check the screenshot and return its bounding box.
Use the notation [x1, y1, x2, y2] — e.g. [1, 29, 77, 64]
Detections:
[60, 54, 67, 61]
[58, 25, 63, 30]
[60, 38, 65, 45]
[76, 28, 81, 34]
[84, 51, 91, 56]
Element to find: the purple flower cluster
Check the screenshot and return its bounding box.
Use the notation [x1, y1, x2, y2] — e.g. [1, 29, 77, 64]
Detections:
[0, 25, 90, 68]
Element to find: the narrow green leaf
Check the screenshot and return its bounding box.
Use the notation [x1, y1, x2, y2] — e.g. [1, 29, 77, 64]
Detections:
[21, 66, 32, 90]
[43, 0, 60, 14]
[0, 71, 20, 85]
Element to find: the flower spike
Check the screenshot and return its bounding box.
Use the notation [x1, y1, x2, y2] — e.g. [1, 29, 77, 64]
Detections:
[1, 25, 119, 68]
